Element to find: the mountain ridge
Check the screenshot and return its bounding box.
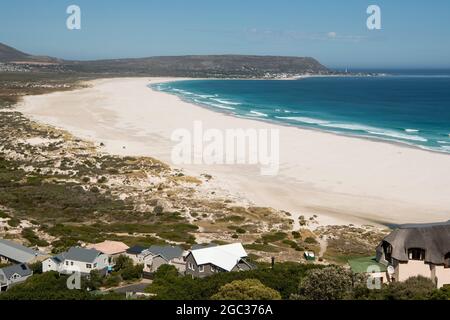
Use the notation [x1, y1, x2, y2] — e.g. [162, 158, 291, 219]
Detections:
[0, 42, 329, 77]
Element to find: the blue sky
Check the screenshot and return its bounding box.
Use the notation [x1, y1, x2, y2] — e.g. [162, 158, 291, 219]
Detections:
[0, 0, 449, 68]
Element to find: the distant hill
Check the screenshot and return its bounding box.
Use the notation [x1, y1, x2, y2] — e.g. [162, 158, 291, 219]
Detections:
[0, 43, 60, 64]
[0, 42, 329, 77]
[0, 43, 31, 62]
[66, 55, 329, 77]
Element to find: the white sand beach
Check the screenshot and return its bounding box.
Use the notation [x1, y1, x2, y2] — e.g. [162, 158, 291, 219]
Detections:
[17, 78, 450, 227]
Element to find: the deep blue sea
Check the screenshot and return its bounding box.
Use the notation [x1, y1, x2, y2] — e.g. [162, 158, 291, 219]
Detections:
[152, 71, 450, 153]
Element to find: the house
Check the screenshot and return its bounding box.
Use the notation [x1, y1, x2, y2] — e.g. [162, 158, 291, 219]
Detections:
[375, 221, 450, 288]
[86, 241, 129, 264]
[0, 264, 33, 292]
[141, 245, 186, 275]
[185, 243, 254, 278]
[125, 245, 147, 264]
[42, 247, 110, 276]
[0, 239, 47, 264]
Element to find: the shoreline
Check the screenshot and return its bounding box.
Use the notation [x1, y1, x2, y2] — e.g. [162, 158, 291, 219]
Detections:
[155, 78, 450, 157]
[16, 77, 450, 229]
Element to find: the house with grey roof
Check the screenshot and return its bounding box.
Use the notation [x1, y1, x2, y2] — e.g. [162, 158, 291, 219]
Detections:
[0, 263, 32, 292]
[142, 245, 186, 275]
[42, 247, 110, 276]
[376, 221, 450, 288]
[125, 245, 147, 264]
[0, 239, 47, 264]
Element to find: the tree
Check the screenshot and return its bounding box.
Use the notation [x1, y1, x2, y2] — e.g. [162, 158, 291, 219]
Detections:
[28, 261, 43, 274]
[84, 270, 103, 291]
[114, 255, 133, 271]
[120, 264, 143, 281]
[211, 279, 281, 300]
[294, 266, 353, 300]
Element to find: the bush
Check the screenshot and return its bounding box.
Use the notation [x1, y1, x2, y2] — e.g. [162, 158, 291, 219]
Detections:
[147, 262, 322, 300]
[120, 264, 143, 281]
[114, 255, 133, 272]
[21, 228, 49, 247]
[381, 276, 436, 300]
[295, 266, 353, 300]
[211, 279, 281, 300]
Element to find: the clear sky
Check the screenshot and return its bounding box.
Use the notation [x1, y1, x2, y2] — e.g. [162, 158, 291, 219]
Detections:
[1, 0, 449, 69]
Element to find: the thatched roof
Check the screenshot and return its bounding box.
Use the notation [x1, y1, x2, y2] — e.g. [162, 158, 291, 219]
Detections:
[376, 221, 450, 265]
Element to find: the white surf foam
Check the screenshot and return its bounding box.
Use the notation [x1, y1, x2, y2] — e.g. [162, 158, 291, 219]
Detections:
[276, 116, 329, 125]
[211, 98, 241, 106]
[249, 110, 268, 117]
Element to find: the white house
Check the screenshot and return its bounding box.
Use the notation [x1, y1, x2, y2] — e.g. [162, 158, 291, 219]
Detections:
[376, 221, 450, 288]
[42, 247, 110, 276]
[185, 243, 254, 278]
[0, 264, 33, 292]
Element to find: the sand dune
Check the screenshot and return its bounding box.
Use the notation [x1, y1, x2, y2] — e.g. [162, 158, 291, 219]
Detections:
[18, 77, 450, 227]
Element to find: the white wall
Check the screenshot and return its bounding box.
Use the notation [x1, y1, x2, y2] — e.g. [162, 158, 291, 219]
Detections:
[42, 254, 110, 274]
[433, 266, 450, 288]
[396, 260, 432, 282]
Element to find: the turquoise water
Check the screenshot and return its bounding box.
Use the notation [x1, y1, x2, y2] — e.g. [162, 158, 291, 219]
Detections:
[151, 74, 450, 153]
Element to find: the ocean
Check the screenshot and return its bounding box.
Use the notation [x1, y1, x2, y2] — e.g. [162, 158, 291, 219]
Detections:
[151, 71, 450, 154]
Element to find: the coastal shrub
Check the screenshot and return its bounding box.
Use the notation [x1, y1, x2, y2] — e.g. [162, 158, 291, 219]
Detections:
[21, 228, 49, 247]
[97, 176, 107, 183]
[295, 266, 353, 300]
[261, 232, 287, 243]
[0, 210, 9, 218]
[148, 262, 321, 300]
[304, 237, 318, 244]
[211, 279, 282, 300]
[120, 264, 143, 281]
[380, 276, 436, 300]
[7, 217, 20, 227]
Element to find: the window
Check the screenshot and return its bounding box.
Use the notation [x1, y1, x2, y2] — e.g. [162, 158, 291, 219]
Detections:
[188, 263, 195, 271]
[65, 261, 69, 266]
[382, 241, 393, 263]
[408, 248, 425, 261]
[198, 265, 204, 273]
[86, 264, 92, 269]
[70, 261, 74, 266]
[445, 253, 450, 268]
[94, 263, 97, 268]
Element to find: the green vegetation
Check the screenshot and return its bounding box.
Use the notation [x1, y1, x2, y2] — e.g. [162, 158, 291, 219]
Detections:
[21, 228, 49, 247]
[294, 266, 353, 300]
[211, 279, 282, 300]
[147, 262, 322, 300]
[0, 272, 123, 300]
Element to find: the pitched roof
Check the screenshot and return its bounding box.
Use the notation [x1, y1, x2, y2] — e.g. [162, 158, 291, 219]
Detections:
[86, 241, 129, 255]
[1, 263, 32, 279]
[191, 243, 218, 250]
[64, 247, 102, 263]
[190, 243, 248, 272]
[146, 245, 184, 261]
[377, 221, 450, 264]
[0, 239, 45, 263]
[126, 245, 146, 255]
